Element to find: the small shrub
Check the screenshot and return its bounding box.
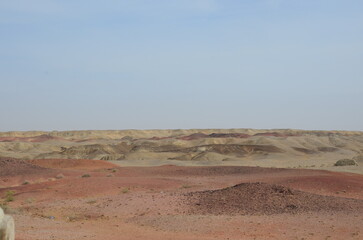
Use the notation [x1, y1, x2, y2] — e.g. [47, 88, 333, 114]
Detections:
[121, 188, 129, 194]
[25, 198, 34, 204]
[66, 215, 79, 222]
[56, 173, 65, 179]
[22, 181, 30, 185]
[180, 184, 192, 189]
[4, 190, 15, 202]
[86, 200, 97, 204]
[81, 174, 91, 178]
[111, 169, 117, 173]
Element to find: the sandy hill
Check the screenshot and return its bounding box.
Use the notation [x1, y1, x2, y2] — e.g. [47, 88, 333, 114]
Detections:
[0, 129, 362, 174]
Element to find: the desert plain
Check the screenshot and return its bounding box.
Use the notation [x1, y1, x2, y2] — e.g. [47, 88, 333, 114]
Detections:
[1, 129, 363, 239]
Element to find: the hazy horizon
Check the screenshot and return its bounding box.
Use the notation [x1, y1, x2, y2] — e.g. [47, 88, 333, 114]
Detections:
[1, 127, 362, 134]
[1, 0, 362, 131]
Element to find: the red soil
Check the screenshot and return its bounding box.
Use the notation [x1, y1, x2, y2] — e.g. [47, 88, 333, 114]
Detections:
[1, 164, 363, 240]
[28, 158, 118, 171]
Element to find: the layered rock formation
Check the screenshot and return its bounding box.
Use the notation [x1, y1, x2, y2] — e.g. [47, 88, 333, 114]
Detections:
[0, 129, 362, 172]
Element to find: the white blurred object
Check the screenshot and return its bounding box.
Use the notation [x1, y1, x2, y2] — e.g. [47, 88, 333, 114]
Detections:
[0, 207, 15, 240]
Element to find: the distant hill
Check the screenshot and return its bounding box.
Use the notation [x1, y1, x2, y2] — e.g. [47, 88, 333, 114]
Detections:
[0, 129, 362, 173]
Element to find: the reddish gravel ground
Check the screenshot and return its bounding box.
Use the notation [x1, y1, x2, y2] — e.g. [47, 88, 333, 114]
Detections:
[28, 158, 118, 171]
[0, 157, 48, 176]
[186, 182, 363, 215]
[1, 161, 363, 240]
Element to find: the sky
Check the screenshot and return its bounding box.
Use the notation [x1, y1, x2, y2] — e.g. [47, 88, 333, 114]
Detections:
[0, 0, 362, 131]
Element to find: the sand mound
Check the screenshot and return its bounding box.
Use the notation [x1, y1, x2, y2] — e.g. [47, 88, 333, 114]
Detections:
[28, 158, 118, 170]
[186, 182, 363, 215]
[0, 157, 49, 176]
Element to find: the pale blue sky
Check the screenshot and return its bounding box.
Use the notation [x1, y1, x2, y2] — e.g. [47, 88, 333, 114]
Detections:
[0, 0, 362, 131]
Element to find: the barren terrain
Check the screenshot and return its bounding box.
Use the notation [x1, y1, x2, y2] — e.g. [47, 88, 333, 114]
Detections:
[1, 129, 363, 239]
[1, 129, 363, 173]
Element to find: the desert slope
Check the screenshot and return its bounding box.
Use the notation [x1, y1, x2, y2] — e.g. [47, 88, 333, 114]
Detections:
[0, 129, 362, 173]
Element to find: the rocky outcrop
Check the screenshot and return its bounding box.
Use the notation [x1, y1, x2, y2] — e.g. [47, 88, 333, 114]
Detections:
[0, 207, 15, 240]
[334, 159, 358, 166]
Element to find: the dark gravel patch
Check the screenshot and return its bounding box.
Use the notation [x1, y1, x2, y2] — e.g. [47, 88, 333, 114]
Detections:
[185, 182, 363, 215]
[0, 157, 50, 176]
